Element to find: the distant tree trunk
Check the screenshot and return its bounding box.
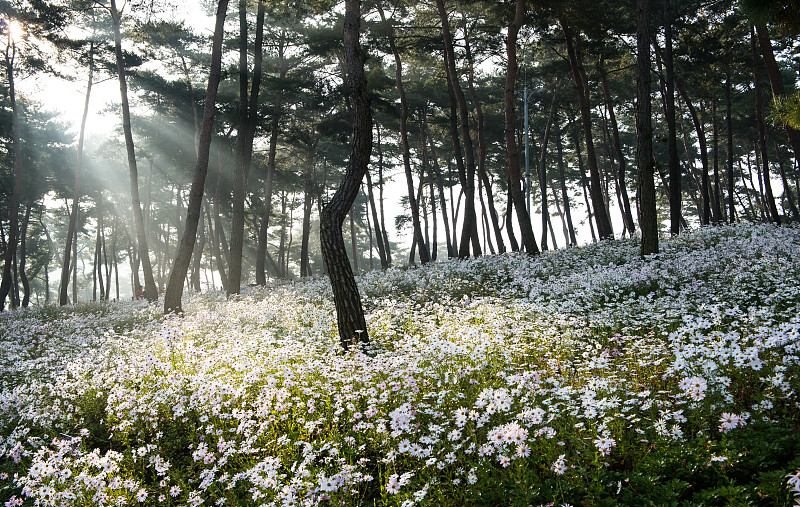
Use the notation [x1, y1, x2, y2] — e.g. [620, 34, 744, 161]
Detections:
[163, 0, 229, 314]
[256, 28, 287, 285]
[572, 121, 597, 243]
[505, 182, 519, 251]
[60, 41, 93, 306]
[561, 20, 613, 239]
[109, 0, 158, 302]
[662, 0, 681, 234]
[190, 202, 205, 292]
[365, 168, 388, 268]
[637, 0, 658, 256]
[775, 142, 800, 221]
[538, 88, 557, 251]
[229, 0, 265, 294]
[751, 26, 781, 225]
[112, 216, 120, 300]
[598, 57, 635, 236]
[464, 20, 504, 253]
[19, 203, 31, 307]
[555, 124, 578, 245]
[423, 112, 454, 258]
[0, 35, 22, 311]
[504, 0, 539, 255]
[377, 6, 429, 264]
[300, 147, 317, 277]
[672, 76, 711, 225]
[755, 23, 800, 168]
[375, 125, 392, 264]
[712, 97, 724, 223]
[320, 0, 372, 350]
[436, 0, 481, 257]
[726, 71, 736, 223]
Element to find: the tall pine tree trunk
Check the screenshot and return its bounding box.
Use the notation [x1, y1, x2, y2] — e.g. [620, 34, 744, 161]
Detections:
[436, 0, 481, 257]
[320, 0, 372, 350]
[561, 21, 613, 239]
[504, 0, 539, 255]
[0, 35, 22, 311]
[464, 20, 504, 253]
[637, 0, 658, 256]
[751, 26, 781, 225]
[110, 0, 157, 302]
[163, 0, 229, 313]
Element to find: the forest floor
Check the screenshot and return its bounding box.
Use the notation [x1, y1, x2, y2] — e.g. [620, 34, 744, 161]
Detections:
[2, 222, 800, 506]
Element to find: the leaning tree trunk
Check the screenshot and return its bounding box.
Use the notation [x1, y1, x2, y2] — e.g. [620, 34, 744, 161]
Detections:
[320, 0, 372, 351]
[755, 23, 800, 169]
[598, 57, 636, 236]
[561, 20, 613, 240]
[19, 203, 31, 308]
[436, 0, 481, 258]
[464, 21, 505, 253]
[726, 71, 736, 223]
[61, 41, 93, 306]
[110, 0, 158, 302]
[751, 26, 781, 225]
[163, 0, 229, 314]
[662, 0, 681, 235]
[378, 6, 430, 264]
[504, 0, 539, 255]
[256, 29, 287, 285]
[637, 0, 658, 256]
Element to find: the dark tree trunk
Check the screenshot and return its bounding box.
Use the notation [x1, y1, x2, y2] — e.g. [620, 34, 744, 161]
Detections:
[319, 0, 372, 350]
[19, 203, 31, 307]
[504, 0, 539, 255]
[775, 142, 800, 221]
[110, 0, 157, 302]
[375, 125, 392, 264]
[662, 0, 681, 234]
[637, 0, 658, 256]
[378, 6, 429, 264]
[755, 23, 800, 168]
[712, 97, 724, 223]
[436, 0, 481, 257]
[163, 0, 229, 314]
[598, 56, 635, 236]
[726, 71, 736, 223]
[464, 20, 505, 253]
[561, 21, 613, 239]
[229, 0, 265, 293]
[423, 112, 454, 258]
[300, 147, 317, 277]
[61, 41, 93, 306]
[538, 89, 557, 250]
[671, 74, 711, 225]
[572, 121, 597, 243]
[256, 28, 287, 285]
[555, 124, 578, 245]
[0, 37, 22, 311]
[751, 27, 781, 225]
[365, 168, 388, 268]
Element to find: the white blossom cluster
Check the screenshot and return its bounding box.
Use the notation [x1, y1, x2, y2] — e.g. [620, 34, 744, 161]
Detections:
[0, 223, 798, 506]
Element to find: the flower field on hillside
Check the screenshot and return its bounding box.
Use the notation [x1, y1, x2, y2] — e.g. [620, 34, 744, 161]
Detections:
[1, 223, 799, 506]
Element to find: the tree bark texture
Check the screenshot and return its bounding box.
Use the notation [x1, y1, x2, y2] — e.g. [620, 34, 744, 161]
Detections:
[320, 0, 372, 351]
[561, 20, 613, 240]
[504, 0, 539, 255]
[163, 0, 229, 314]
[637, 0, 658, 256]
[110, 0, 158, 302]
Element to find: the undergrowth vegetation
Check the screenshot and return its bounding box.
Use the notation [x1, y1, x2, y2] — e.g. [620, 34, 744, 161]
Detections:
[1, 223, 799, 506]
